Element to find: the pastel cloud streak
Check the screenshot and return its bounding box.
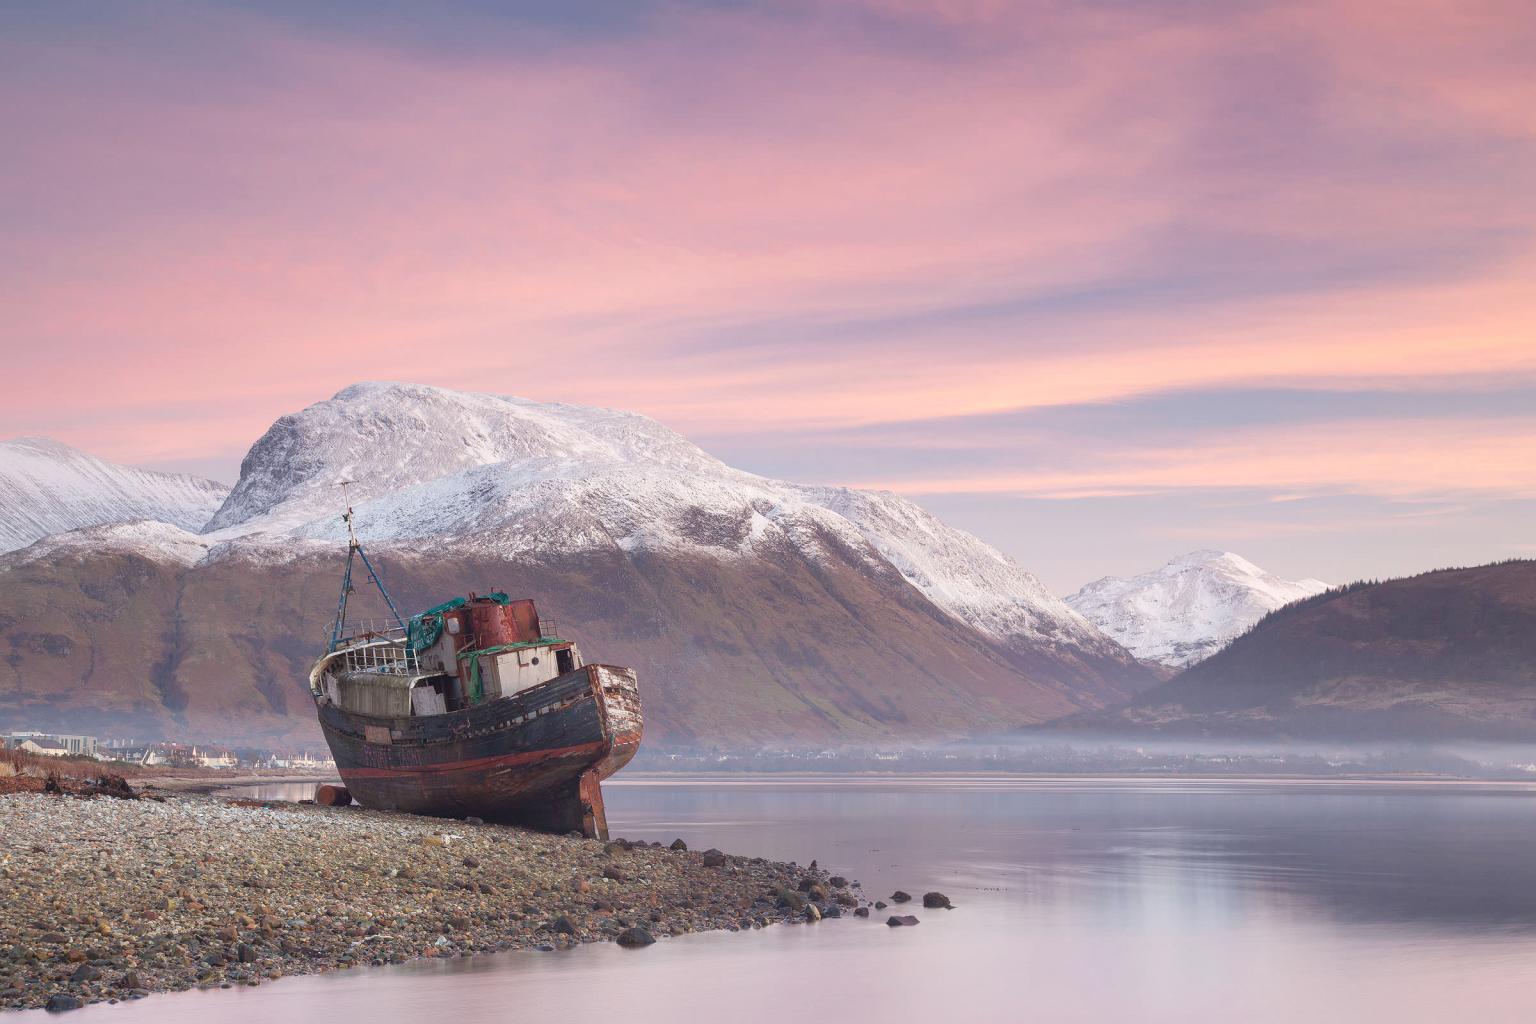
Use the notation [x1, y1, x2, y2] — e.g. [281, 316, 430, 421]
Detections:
[0, 0, 1532, 585]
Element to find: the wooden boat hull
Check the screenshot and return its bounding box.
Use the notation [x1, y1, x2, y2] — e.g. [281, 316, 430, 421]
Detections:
[315, 663, 641, 839]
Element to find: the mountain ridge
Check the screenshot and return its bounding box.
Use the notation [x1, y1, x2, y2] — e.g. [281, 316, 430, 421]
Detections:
[0, 437, 228, 554]
[1067, 549, 1329, 667]
[0, 382, 1152, 743]
[1061, 559, 1536, 740]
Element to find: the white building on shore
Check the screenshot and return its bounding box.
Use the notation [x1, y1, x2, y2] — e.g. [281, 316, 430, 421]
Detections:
[1, 732, 99, 758]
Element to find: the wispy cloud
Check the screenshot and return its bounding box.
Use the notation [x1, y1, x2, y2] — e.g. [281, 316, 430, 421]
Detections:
[0, 0, 1531, 543]
[847, 418, 1536, 500]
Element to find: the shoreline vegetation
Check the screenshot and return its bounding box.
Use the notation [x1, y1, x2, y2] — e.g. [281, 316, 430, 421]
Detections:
[0, 748, 334, 797]
[0, 782, 869, 1013]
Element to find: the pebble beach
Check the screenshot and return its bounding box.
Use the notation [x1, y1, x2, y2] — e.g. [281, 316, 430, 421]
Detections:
[0, 790, 865, 1013]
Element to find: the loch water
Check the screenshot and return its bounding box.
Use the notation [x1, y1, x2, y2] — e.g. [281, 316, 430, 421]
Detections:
[69, 775, 1536, 1023]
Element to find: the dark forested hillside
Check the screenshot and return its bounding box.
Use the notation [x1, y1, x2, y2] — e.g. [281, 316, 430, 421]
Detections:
[1073, 560, 1536, 740]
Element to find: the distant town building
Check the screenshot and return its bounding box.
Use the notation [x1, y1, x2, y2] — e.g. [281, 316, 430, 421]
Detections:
[263, 751, 336, 770]
[111, 742, 205, 768]
[195, 747, 237, 768]
[1, 732, 99, 757]
[12, 737, 70, 757]
[94, 740, 335, 770]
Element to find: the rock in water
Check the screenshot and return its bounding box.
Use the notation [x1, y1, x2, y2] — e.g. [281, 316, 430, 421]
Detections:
[804, 905, 821, 922]
[886, 915, 920, 927]
[922, 892, 953, 909]
[616, 928, 655, 947]
[890, 890, 912, 903]
[45, 994, 84, 1011]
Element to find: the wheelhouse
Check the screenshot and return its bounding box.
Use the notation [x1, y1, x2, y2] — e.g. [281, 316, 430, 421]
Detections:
[310, 593, 584, 719]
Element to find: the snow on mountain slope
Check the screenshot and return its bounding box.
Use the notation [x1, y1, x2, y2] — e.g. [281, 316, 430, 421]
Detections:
[801, 485, 1111, 650]
[1067, 550, 1329, 667]
[0, 438, 228, 554]
[201, 382, 1107, 649]
[0, 382, 1155, 743]
[0, 520, 211, 570]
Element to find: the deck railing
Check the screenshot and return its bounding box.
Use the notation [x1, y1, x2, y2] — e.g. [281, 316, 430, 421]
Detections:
[332, 633, 421, 675]
[332, 618, 407, 643]
[326, 614, 569, 675]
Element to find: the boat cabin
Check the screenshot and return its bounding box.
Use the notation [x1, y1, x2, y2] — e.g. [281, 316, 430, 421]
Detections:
[312, 593, 584, 719]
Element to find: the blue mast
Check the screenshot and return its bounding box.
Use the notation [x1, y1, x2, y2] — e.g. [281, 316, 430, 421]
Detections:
[328, 484, 406, 651]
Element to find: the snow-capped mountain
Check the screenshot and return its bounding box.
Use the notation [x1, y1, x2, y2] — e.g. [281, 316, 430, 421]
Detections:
[204, 382, 1112, 654]
[0, 383, 1151, 743]
[1067, 550, 1329, 667]
[0, 437, 228, 554]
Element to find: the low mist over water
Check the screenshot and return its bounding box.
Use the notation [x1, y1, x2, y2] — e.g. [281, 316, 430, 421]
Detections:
[95, 775, 1536, 1023]
[631, 735, 1536, 778]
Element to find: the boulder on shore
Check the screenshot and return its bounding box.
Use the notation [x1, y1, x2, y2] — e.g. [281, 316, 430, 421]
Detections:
[776, 889, 807, 912]
[617, 927, 656, 947]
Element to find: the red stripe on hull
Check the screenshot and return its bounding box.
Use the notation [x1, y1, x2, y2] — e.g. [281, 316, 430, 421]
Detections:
[335, 740, 607, 780]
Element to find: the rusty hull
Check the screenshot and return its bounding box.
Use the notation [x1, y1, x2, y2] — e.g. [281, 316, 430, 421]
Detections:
[316, 664, 641, 839]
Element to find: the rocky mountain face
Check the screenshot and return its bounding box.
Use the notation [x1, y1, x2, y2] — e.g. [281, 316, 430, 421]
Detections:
[1067, 550, 1329, 667]
[0, 438, 227, 554]
[0, 383, 1152, 744]
[1071, 561, 1536, 740]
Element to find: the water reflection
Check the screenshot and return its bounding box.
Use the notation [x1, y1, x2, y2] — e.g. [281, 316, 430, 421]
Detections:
[218, 782, 337, 802]
[127, 775, 1536, 1024]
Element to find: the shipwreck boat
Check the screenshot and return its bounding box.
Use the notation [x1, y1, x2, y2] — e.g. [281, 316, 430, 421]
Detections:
[307, 507, 641, 839]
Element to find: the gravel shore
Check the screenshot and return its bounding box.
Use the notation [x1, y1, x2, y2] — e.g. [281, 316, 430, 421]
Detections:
[0, 791, 862, 1012]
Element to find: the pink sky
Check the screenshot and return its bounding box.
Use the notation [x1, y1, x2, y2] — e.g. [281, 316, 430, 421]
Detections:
[1, 0, 1532, 587]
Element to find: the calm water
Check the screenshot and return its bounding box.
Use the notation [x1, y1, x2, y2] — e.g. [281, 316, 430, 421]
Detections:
[70, 776, 1536, 1023]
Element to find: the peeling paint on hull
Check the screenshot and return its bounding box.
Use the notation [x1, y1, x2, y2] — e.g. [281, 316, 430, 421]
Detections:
[316, 664, 642, 839]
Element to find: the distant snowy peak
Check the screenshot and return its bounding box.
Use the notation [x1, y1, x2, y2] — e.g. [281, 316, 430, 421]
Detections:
[197, 381, 1109, 650]
[0, 437, 228, 554]
[1067, 550, 1329, 667]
